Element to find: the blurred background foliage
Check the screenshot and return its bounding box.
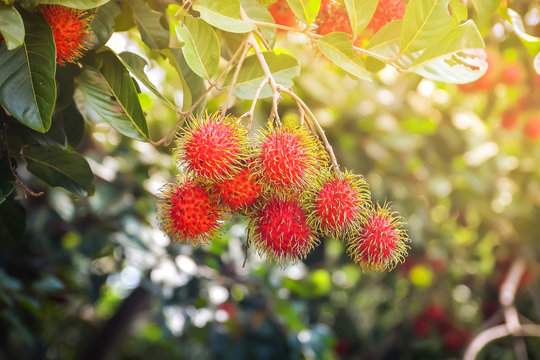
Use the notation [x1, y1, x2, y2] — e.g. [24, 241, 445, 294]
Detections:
[1, 0, 540, 359]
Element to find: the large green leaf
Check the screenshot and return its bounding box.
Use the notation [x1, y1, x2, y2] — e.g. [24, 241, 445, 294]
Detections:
[23, 145, 94, 196]
[286, 0, 320, 26]
[316, 32, 371, 80]
[366, 20, 402, 58]
[164, 48, 207, 112]
[193, 0, 255, 33]
[344, 0, 378, 37]
[128, 0, 169, 49]
[0, 4, 24, 50]
[0, 156, 14, 205]
[410, 21, 487, 83]
[57, 101, 85, 148]
[225, 52, 301, 99]
[175, 15, 220, 80]
[0, 12, 56, 133]
[470, 0, 500, 31]
[399, 0, 456, 55]
[88, 0, 121, 50]
[116, 51, 177, 110]
[34, 0, 110, 9]
[241, 0, 276, 48]
[76, 52, 149, 141]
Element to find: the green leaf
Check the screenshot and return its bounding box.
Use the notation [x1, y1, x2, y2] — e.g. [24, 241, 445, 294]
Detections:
[88, 0, 121, 50]
[241, 0, 276, 48]
[366, 20, 402, 58]
[225, 52, 300, 99]
[316, 32, 371, 80]
[116, 51, 177, 110]
[344, 0, 378, 37]
[76, 52, 149, 141]
[128, 0, 169, 49]
[0, 195, 26, 241]
[193, 0, 255, 33]
[23, 146, 94, 196]
[399, 0, 456, 55]
[164, 48, 207, 112]
[449, 0, 467, 24]
[23, 145, 94, 196]
[33, 0, 110, 9]
[0, 155, 14, 204]
[32, 276, 64, 293]
[410, 21, 487, 83]
[0, 4, 24, 49]
[286, 0, 320, 26]
[175, 15, 220, 80]
[0, 11, 56, 133]
[506, 8, 540, 43]
[58, 101, 85, 148]
[470, 0, 500, 30]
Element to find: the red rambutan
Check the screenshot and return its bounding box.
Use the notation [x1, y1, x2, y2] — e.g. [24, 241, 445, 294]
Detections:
[366, 0, 406, 34]
[176, 113, 248, 181]
[253, 121, 326, 192]
[305, 169, 371, 237]
[215, 166, 262, 212]
[39, 5, 93, 65]
[249, 196, 318, 265]
[268, 0, 298, 30]
[157, 179, 224, 245]
[347, 202, 409, 271]
[314, 0, 352, 36]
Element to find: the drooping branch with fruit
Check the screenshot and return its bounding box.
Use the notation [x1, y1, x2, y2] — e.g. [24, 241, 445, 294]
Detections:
[0, 0, 497, 270]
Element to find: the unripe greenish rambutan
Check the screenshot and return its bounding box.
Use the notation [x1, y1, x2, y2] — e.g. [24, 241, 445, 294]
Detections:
[176, 113, 248, 181]
[249, 196, 319, 266]
[214, 166, 262, 212]
[305, 169, 371, 237]
[253, 121, 327, 193]
[157, 179, 224, 245]
[347, 202, 409, 271]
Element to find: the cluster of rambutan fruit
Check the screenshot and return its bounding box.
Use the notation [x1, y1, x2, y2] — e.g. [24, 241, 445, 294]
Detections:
[158, 113, 410, 270]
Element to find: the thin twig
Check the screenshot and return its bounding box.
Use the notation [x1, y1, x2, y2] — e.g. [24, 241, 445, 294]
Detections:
[220, 37, 250, 117]
[241, 77, 268, 131]
[246, 33, 282, 123]
[151, 37, 248, 146]
[275, 85, 340, 172]
[463, 258, 540, 360]
[242, 18, 392, 62]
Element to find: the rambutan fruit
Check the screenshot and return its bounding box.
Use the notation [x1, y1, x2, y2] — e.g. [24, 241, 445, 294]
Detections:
[501, 108, 518, 130]
[157, 179, 224, 245]
[314, 0, 352, 36]
[249, 196, 318, 265]
[366, 0, 406, 34]
[305, 169, 370, 237]
[267, 0, 298, 30]
[525, 117, 540, 139]
[253, 121, 326, 192]
[500, 63, 523, 86]
[39, 5, 93, 65]
[214, 165, 262, 212]
[176, 113, 248, 181]
[347, 202, 409, 271]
